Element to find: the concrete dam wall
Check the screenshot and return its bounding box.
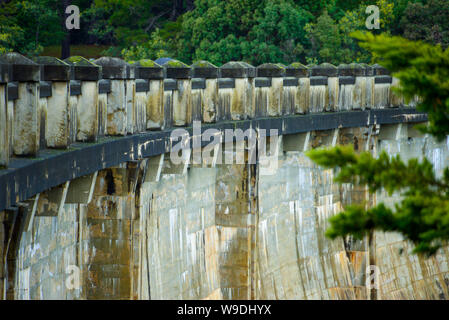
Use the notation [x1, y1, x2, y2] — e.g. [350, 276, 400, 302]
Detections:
[0, 53, 447, 300]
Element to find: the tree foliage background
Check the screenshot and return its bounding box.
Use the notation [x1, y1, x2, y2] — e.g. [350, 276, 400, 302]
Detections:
[1, 0, 448, 64]
[307, 32, 449, 256]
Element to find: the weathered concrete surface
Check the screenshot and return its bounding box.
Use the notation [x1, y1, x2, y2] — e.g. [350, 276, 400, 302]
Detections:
[173, 80, 191, 127]
[77, 82, 98, 141]
[375, 134, 449, 299]
[11, 203, 81, 299]
[146, 80, 164, 129]
[106, 80, 126, 136]
[140, 168, 220, 299]
[45, 82, 69, 148]
[0, 84, 8, 166]
[13, 83, 39, 156]
[6, 132, 449, 300]
[256, 128, 372, 300]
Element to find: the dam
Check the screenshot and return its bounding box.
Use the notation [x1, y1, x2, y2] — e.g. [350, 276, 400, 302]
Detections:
[0, 53, 448, 300]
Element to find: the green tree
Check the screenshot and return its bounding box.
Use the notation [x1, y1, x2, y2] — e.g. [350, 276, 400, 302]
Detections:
[307, 32, 449, 256]
[0, 0, 63, 56]
[176, 0, 312, 65]
[400, 0, 449, 48]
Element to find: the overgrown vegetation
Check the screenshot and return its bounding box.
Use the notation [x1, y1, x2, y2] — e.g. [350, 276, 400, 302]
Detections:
[1, 0, 447, 63]
[307, 32, 449, 256]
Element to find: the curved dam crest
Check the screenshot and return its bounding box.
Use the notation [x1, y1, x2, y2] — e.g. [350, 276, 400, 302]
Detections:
[0, 54, 447, 300]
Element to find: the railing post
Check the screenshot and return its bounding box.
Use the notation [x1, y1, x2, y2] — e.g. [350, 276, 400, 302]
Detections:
[0, 53, 40, 157]
[372, 64, 391, 109]
[337, 63, 367, 111]
[64, 56, 101, 141]
[283, 63, 309, 115]
[133, 60, 164, 130]
[309, 63, 338, 113]
[94, 57, 134, 135]
[160, 59, 191, 127]
[255, 63, 285, 117]
[33, 56, 71, 149]
[220, 61, 255, 120]
[191, 61, 219, 123]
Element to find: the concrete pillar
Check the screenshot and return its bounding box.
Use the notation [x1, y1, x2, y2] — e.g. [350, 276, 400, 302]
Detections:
[283, 63, 309, 115]
[126, 78, 136, 134]
[133, 60, 165, 130]
[80, 163, 142, 299]
[338, 63, 367, 111]
[161, 60, 191, 127]
[220, 61, 255, 120]
[0, 53, 40, 156]
[33, 56, 71, 148]
[191, 61, 219, 123]
[94, 57, 134, 136]
[97, 79, 110, 136]
[217, 78, 234, 121]
[163, 79, 175, 129]
[214, 142, 258, 299]
[373, 64, 391, 109]
[65, 56, 101, 141]
[361, 64, 374, 109]
[309, 63, 338, 113]
[0, 63, 9, 167]
[255, 63, 284, 117]
[390, 76, 404, 107]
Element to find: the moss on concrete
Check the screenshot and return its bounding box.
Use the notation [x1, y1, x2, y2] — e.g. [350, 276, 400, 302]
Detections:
[192, 60, 217, 68]
[289, 62, 307, 69]
[33, 56, 68, 65]
[166, 60, 188, 68]
[65, 56, 96, 66]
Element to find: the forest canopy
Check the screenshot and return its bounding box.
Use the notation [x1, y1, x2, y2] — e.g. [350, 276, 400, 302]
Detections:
[0, 0, 448, 65]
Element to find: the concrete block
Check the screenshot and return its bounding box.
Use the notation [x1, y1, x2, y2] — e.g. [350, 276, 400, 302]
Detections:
[93, 57, 133, 80]
[220, 61, 255, 78]
[0, 53, 40, 82]
[146, 79, 164, 129]
[13, 82, 39, 156]
[0, 83, 8, 166]
[283, 132, 311, 152]
[46, 82, 70, 148]
[65, 172, 98, 204]
[106, 80, 126, 136]
[163, 88, 174, 129]
[36, 182, 70, 217]
[133, 60, 164, 80]
[173, 79, 191, 126]
[162, 149, 191, 175]
[126, 79, 136, 133]
[64, 56, 101, 81]
[32, 56, 70, 81]
[144, 154, 164, 182]
[93, 168, 129, 196]
[77, 81, 99, 141]
[378, 124, 407, 140]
